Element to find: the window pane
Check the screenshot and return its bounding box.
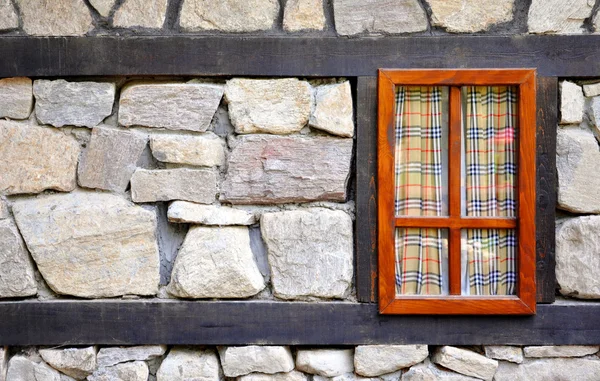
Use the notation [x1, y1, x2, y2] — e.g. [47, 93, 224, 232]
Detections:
[394, 86, 449, 217]
[395, 228, 449, 296]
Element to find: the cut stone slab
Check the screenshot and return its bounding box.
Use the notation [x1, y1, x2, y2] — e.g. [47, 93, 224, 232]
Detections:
[283, 0, 326, 31]
[0, 0, 18, 30]
[523, 345, 599, 358]
[39, 347, 97, 380]
[157, 348, 221, 381]
[0, 121, 79, 195]
[97, 346, 166, 368]
[168, 201, 256, 225]
[0, 77, 33, 119]
[12, 191, 160, 298]
[310, 81, 354, 137]
[78, 127, 148, 192]
[583, 82, 600, 97]
[219, 346, 294, 377]
[222, 135, 352, 204]
[16, 0, 93, 35]
[560, 81, 585, 124]
[402, 359, 480, 381]
[354, 345, 429, 377]
[6, 356, 66, 381]
[426, 0, 514, 33]
[150, 132, 225, 167]
[119, 82, 223, 132]
[0, 219, 37, 298]
[180, 0, 279, 32]
[89, 0, 116, 17]
[225, 78, 311, 134]
[494, 358, 600, 381]
[528, 0, 594, 34]
[333, 0, 428, 35]
[238, 370, 308, 381]
[432, 346, 498, 381]
[130, 168, 217, 204]
[113, 0, 168, 28]
[483, 346, 523, 364]
[261, 208, 353, 300]
[88, 361, 148, 381]
[296, 349, 354, 377]
[168, 226, 265, 298]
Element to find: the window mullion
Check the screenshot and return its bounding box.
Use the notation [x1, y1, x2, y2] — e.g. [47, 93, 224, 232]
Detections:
[448, 86, 463, 295]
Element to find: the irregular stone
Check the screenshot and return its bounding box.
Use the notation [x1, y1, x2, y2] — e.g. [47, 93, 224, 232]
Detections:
[150, 132, 225, 167]
[97, 346, 166, 368]
[12, 191, 160, 298]
[78, 127, 147, 192]
[6, 356, 65, 381]
[0, 0, 18, 30]
[238, 370, 308, 381]
[494, 358, 600, 381]
[523, 345, 599, 358]
[559, 81, 585, 124]
[310, 81, 354, 137]
[528, 0, 594, 34]
[180, 0, 279, 32]
[168, 201, 256, 225]
[168, 226, 265, 298]
[222, 135, 352, 204]
[483, 346, 523, 364]
[119, 82, 223, 132]
[0, 77, 33, 119]
[333, 0, 427, 36]
[0, 219, 37, 298]
[0, 121, 79, 195]
[296, 349, 354, 377]
[355, 345, 429, 377]
[588, 97, 600, 139]
[0, 199, 8, 220]
[157, 348, 221, 381]
[131, 168, 217, 203]
[283, 0, 326, 31]
[0, 347, 6, 381]
[88, 362, 148, 381]
[219, 346, 294, 377]
[583, 82, 600, 97]
[402, 359, 480, 381]
[39, 347, 96, 380]
[89, 0, 116, 17]
[113, 0, 168, 28]
[426, 0, 513, 33]
[262, 208, 353, 299]
[33, 80, 115, 128]
[313, 373, 380, 381]
[16, 0, 93, 35]
[432, 347, 498, 381]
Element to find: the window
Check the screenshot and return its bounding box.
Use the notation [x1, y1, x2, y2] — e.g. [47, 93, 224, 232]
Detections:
[377, 69, 536, 315]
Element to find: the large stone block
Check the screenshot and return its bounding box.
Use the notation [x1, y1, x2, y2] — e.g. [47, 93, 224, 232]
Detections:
[483, 346, 523, 364]
[97, 346, 166, 368]
[0, 0, 18, 30]
[39, 347, 97, 380]
[494, 358, 600, 381]
[426, 0, 514, 33]
[12, 192, 160, 298]
[523, 345, 599, 358]
[0, 219, 37, 298]
[283, 0, 326, 31]
[16, 0, 93, 35]
[560, 81, 585, 124]
[296, 349, 354, 377]
[219, 346, 294, 377]
[528, 0, 593, 34]
[167, 201, 256, 225]
[310, 81, 354, 137]
[180, 0, 279, 32]
[402, 359, 480, 381]
[131, 168, 217, 204]
[6, 356, 66, 381]
[150, 132, 225, 167]
[0, 77, 33, 119]
[88, 362, 148, 381]
[113, 0, 168, 28]
[157, 348, 221, 381]
[222, 135, 352, 204]
[354, 345, 429, 377]
[432, 347, 498, 381]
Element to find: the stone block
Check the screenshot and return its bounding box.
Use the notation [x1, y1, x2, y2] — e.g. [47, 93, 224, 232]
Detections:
[559, 81, 585, 124]
[310, 81, 354, 137]
[283, 0, 326, 31]
[494, 358, 600, 381]
[0, 219, 37, 298]
[150, 132, 225, 167]
[113, 0, 168, 28]
[426, 0, 514, 33]
[583, 83, 600, 97]
[402, 359, 480, 381]
[432, 346, 498, 381]
[483, 346, 523, 364]
[89, 0, 116, 17]
[88, 362, 148, 381]
[219, 346, 294, 377]
[131, 168, 217, 204]
[157, 348, 221, 381]
[238, 370, 308, 381]
[39, 347, 97, 380]
[167, 201, 256, 225]
[180, 0, 279, 32]
[16, 0, 93, 35]
[523, 345, 599, 358]
[6, 356, 65, 381]
[0, 347, 6, 381]
[588, 97, 600, 139]
[354, 345, 429, 376]
[97, 346, 166, 368]
[0, 77, 33, 119]
[528, 0, 593, 34]
[0, 0, 18, 30]
[296, 349, 354, 377]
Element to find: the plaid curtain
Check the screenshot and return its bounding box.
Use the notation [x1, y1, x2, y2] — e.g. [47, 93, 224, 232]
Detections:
[394, 86, 444, 295]
[464, 86, 518, 296]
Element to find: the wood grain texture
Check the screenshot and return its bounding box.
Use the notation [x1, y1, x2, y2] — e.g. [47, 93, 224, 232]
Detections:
[394, 217, 517, 229]
[449, 87, 463, 296]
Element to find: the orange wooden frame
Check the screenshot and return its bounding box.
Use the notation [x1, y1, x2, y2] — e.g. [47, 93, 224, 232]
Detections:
[377, 69, 536, 315]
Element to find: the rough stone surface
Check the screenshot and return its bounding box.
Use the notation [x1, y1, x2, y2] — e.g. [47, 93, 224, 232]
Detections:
[431, 347, 498, 381]
[402, 359, 480, 381]
[333, 0, 428, 36]
[6, 356, 65, 381]
[0, 347, 6, 381]
[168, 226, 265, 298]
[523, 345, 599, 358]
[583, 82, 600, 97]
[113, 0, 168, 28]
[426, 0, 514, 33]
[168, 201, 256, 225]
[222, 135, 352, 204]
[528, 0, 594, 34]
[150, 132, 225, 167]
[283, 0, 326, 31]
[97, 346, 166, 368]
[89, 0, 116, 17]
[78, 127, 148, 192]
[0, 219, 37, 298]
[39, 347, 96, 380]
[589, 97, 600, 139]
[88, 362, 148, 381]
[0, 199, 8, 220]
[119, 83, 223, 132]
[219, 346, 294, 377]
[483, 346, 523, 364]
[180, 0, 279, 32]
[0, 77, 33, 119]
[157, 348, 221, 381]
[310, 81, 354, 137]
[0, 0, 17, 30]
[354, 345, 429, 377]
[262, 208, 353, 300]
[16, 0, 93, 35]
[12, 191, 160, 298]
[238, 370, 308, 381]
[296, 349, 354, 377]
[0, 121, 79, 195]
[131, 168, 217, 203]
[560, 81, 585, 124]
[225, 78, 311, 134]
[494, 358, 600, 381]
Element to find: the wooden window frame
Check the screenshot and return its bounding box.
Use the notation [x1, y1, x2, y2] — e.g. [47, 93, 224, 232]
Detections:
[377, 69, 537, 315]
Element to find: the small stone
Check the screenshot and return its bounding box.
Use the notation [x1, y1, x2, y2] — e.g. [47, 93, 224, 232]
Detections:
[283, 0, 326, 31]
[0, 219, 37, 298]
[355, 345, 429, 377]
[483, 346, 523, 364]
[402, 359, 480, 381]
[88, 362, 148, 381]
[130, 168, 217, 204]
[583, 83, 600, 97]
[494, 358, 600, 381]
[523, 345, 599, 358]
[528, 0, 594, 34]
[180, 0, 279, 32]
[238, 370, 308, 381]
[0, 0, 18, 30]
[296, 349, 354, 377]
[16, 0, 93, 35]
[168, 226, 265, 298]
[150, 132, 225, 167]
[97, 346, 166, 368]
[168, 201, 256, 225]
[310, 81, 354, 137]
[0, 347, 7, 381]
[6, 356, 65, 381]
[588, 97, 600, 139]
[432, 347, 498, 381]
[219, 346, 294, 377]
[559, 81, 585, 124]
[0, 199, 8, 220]
[119, 83, 223, 132]
[0, 77, 33, 119]
[39, 347, 96, 380]
[157, 348, 221, 381]
[113, 0, 168, 28]
[89, 0, 116, 17]
[426, 0, 514, 33]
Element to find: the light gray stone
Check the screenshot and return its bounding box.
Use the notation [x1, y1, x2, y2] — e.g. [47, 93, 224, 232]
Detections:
[225, 78, 311, 135]
[157, 348, 221, 381]
[89, 0, 116, 17]
[168, 201, 256, 225]
[560, 81, 585, 124]
[296, 349, 354, 377]
[180, 0, 279, 32]
[426, 0, 514, 33]
[0, 0, 17, 30]
[12, 191, 160, 298]
[131, 168, 217, 204]
[238, 370, 308, 381]
[355, 345, 429, 377]
[0, 121, 79, 195]
[0, 199, 8, 220]
[310, 81, 354, 137]
[313, 373, 382, 381]
[483, 346, 523, 364]
[0, 347, 6, 381]
[588, 97, 600, 140]
[283, 0, 326, 31]
[222, 135, 352, 204]
[39, 347, 96, 380]
[528, 0, 594, 34]
[262, 208, 353, 300]
[113, 0, 168, 28]
[333, 0, 427, 36]
[431, 347, 497, 381]
[0, 77, 33, 119]
[16, 0, 93, 35]
[88, 362, 148, 381]
[494, 358, 600, 381]
[583, 82, 600, 97]
[6, 356, 65, 381]
[150, 132, 225, 167]
[401, 359, 480, 381]
[97, 346, 166, 368]
[219, 346, 294, 377]
[33, 80, 115, 128]
[168, 226, 265, 298]
[523, 345, 599, 358]
[0, 219, 37, 298]
[119, 83, 223, 132]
